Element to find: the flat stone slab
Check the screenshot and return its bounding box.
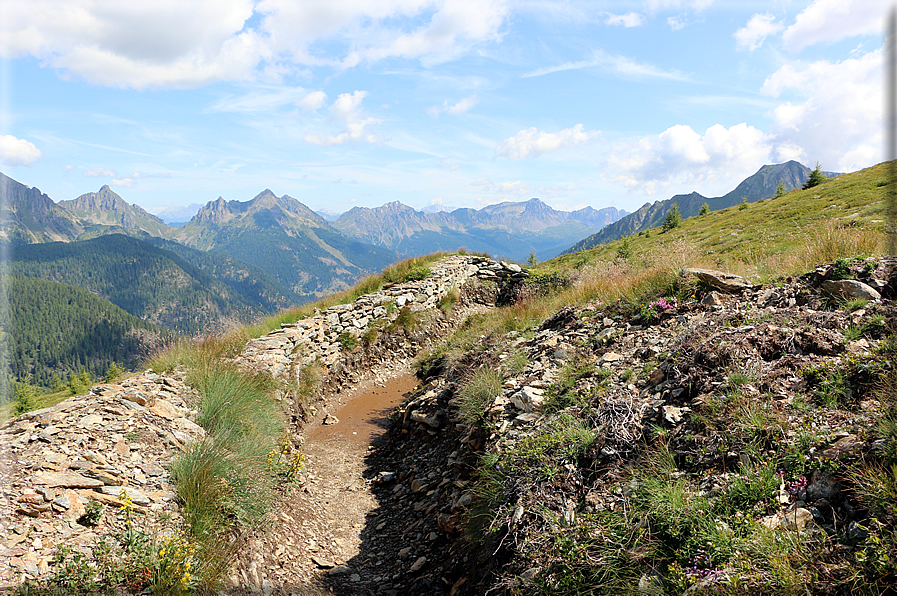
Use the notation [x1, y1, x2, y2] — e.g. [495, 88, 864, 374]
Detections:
[35, 472, 104, 489]
[684, 268, 753, 293]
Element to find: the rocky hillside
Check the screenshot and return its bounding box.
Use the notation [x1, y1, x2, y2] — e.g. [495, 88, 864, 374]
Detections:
[352, 258, 896, 595]
[3, 238, 896, 595]
[0, 174, 82, 244]
[58, 185, 173, 239]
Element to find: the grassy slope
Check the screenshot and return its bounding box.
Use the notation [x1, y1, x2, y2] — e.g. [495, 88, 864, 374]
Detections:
[548, 161, 889, 277]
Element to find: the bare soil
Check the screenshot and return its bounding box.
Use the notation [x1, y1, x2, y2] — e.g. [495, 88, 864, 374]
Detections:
[228, 363, 422, 596]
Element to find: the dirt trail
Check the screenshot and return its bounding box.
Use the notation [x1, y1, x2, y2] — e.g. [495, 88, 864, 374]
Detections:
[230, 362, 421, 596]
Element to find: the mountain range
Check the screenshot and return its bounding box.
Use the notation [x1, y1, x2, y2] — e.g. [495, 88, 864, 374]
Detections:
[331, 199, 625, 261]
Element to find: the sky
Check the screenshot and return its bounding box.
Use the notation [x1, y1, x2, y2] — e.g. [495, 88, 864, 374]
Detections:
[0, 0, 890, 219]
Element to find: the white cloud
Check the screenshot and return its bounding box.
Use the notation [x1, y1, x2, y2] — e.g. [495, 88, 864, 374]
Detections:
[0, 0, 263, 88]
[782, 0, 882, 52]
[495, 124, 598, 160]
[667, 15, 688, 30]
[428, 95, 479, 117]
[761, 49, 882, 172]
[84, 166, 117, 177]
[439, 158, 460, 170]
[111, 178, 134, 187]
[304, 90, 382, 146]
[0, 0, 509, 88]
[604, 12, 644, 27]
[735, 13, 783, 51]
[607, 123, 770, 195]
[0, 135, 41, 166]
[298, 91, 327, 111]
[523, 49, 687, 80]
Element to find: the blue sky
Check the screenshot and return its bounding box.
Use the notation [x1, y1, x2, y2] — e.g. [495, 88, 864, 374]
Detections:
[0, 0, 888, 218]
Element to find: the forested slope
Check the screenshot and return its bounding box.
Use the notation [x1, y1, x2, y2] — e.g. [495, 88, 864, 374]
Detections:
[7, 276, 166, 388]
[10, 234, 277, 334]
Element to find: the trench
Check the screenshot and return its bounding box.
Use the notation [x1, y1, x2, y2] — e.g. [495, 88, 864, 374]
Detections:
[230, 364, 426, 595]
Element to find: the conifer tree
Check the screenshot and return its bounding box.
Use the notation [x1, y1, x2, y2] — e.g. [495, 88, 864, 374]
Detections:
[662, 204, 681, 232]
[803, 162, 828, 189]
[774, 180, 786, 198]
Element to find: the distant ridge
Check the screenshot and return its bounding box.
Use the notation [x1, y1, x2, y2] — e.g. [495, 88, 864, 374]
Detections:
[332, 198, 627, 261]
[174, 189, 398, 298]
[564, 161, 840, 254]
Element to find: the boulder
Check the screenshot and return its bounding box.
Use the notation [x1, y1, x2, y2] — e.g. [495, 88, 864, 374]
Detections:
[820, 279, 880, 301]
[684, 268, 753, 293]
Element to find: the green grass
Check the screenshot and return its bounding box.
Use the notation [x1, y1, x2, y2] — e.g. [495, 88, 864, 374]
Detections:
[457, 367, 503, 424]
[542, 161, 889, 280]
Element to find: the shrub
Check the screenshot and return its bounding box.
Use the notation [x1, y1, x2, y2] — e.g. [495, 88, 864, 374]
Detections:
[437, 288, 460, 314]
[337, 331, 358, 351]
[616, 235, 634, 260]
[401, 266, 431, 282]
[739, 196, 748, 210]
[699, 202, 710, 215]
[774, 180, 787, 198]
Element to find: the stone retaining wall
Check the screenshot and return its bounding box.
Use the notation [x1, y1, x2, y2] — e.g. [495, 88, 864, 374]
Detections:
[234, 255, 527, 381]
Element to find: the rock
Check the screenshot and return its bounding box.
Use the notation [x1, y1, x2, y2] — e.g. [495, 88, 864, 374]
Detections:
[36, 472, 104, 489]
[410, 410, 442, 428]
[323, 414, 340, 425]
[820, 279, 880, 301]
[510, 386, 545, 412]
[409, 556, 427, 573]
[149, 399, 180, 420]
[807, 472, 839, 501]
[823, 435, 864, 459]
[684, 268, 753, 293]
[760, 508, 814, 531]
[701, 291, 727, 306]
[97, 486, 151, 506]
[311, 556, 336, 569]
[662, 405, 690, 425]
[329, 565, 352, 576]
[756, 288, 779, 306]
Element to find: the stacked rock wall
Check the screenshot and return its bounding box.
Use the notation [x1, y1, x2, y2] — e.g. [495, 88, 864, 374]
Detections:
[234, 255, 527, 381]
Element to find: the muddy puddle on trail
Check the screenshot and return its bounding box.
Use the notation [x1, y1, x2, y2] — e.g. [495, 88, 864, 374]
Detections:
[308, 373, 419, 448]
